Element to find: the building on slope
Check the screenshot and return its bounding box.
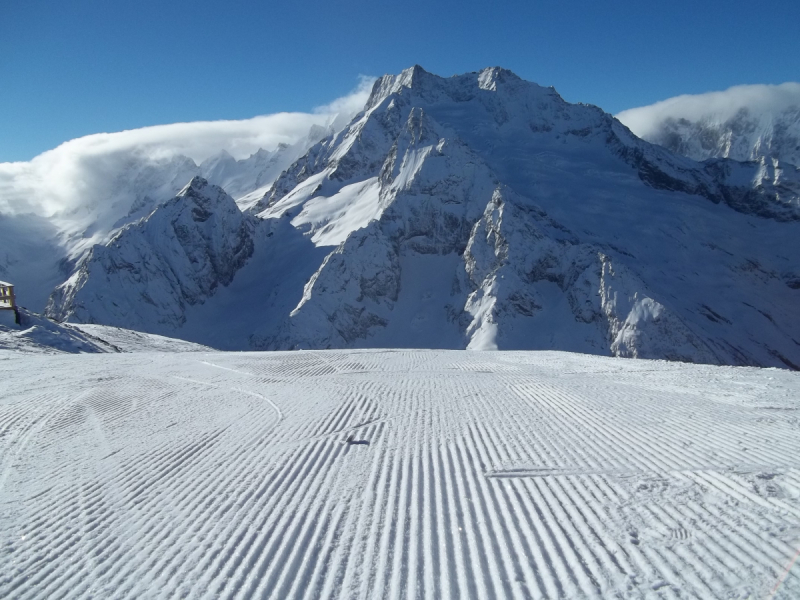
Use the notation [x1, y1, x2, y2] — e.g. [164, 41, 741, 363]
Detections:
[0, 281, 16, 311]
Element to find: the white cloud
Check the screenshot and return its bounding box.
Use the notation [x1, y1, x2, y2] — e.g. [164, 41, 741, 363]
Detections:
[616, 82, 800, 139]
[315, 76, 377, 123]
[0, 76, 376, 217]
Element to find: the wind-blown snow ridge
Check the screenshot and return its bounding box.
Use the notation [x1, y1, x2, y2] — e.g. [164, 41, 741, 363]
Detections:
[1, 350, 798, 598]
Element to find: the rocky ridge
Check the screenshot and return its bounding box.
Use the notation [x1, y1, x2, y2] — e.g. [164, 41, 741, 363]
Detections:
[48, 178, 256, 331]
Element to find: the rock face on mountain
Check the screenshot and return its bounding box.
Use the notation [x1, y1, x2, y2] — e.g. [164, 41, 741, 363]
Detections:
[48, 178, 256, 331]
[46, 67, 800, 369]
[48, 131, 327, 273]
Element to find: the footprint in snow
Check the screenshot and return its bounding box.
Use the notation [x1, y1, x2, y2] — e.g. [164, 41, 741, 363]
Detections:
[344, 435, 369, 446]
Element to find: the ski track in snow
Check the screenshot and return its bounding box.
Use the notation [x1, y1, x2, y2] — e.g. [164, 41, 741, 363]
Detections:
[0, 350, 799, 599]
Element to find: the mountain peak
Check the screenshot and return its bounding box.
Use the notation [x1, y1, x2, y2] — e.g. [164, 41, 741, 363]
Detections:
[365, 65, 433, 110]
[175, 177, 236, 217]
[250, 147, 267, 156]
[179, 176, 211, 195]
[396, 64, 431, 87]
[44, 66, 800, 369]
[177, 176, 230, 202]
[364, 64, 558, 115]
[477, 66, 522, 90]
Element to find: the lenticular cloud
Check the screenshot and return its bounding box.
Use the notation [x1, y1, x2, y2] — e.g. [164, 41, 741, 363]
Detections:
[0, 77, 375, 216]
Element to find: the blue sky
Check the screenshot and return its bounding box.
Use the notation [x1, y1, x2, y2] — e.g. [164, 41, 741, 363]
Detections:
[1, 0, 798, 162]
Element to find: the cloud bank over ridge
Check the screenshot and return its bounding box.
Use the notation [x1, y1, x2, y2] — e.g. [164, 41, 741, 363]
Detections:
[617, 82, 800, 140]
[0, 77, 376, 216]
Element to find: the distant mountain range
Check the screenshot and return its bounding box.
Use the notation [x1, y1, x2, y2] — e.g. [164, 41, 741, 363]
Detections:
[33, 66, 800, 369]
[618, 82, 800, 166]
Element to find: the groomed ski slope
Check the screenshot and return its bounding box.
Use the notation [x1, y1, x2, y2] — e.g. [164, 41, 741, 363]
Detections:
[1, 350, 799, 599]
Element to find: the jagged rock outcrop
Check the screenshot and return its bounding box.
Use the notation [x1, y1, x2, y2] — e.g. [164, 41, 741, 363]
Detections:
[460, 188, 719, 362]
[47, 178, 256, 330]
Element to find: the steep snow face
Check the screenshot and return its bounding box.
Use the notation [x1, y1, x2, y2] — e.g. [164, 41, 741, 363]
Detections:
[254, 109, 498, 350]
[45, 67, 800, 367]
[618, 84, 800, 166]
[47, 178, 256, 331]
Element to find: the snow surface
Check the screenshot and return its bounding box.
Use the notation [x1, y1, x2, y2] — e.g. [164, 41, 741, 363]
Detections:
[291, 177, 382, 246]
[67, 324, 213, 353]
[0, 308, 212, 354]
[0, 349, 798, 598]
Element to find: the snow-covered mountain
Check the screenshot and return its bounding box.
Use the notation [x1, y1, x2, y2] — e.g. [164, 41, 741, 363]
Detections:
[47, 177, 328, 349]
[617, 83, 800, 166]
[48, 178, 257, 331]
[1, 128, 326, 313]
[46, 67, 800, 368]
[60, 127, 327, 260]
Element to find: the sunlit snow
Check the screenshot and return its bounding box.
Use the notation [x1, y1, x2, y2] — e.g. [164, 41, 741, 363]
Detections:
[1, 349, 798, 598]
